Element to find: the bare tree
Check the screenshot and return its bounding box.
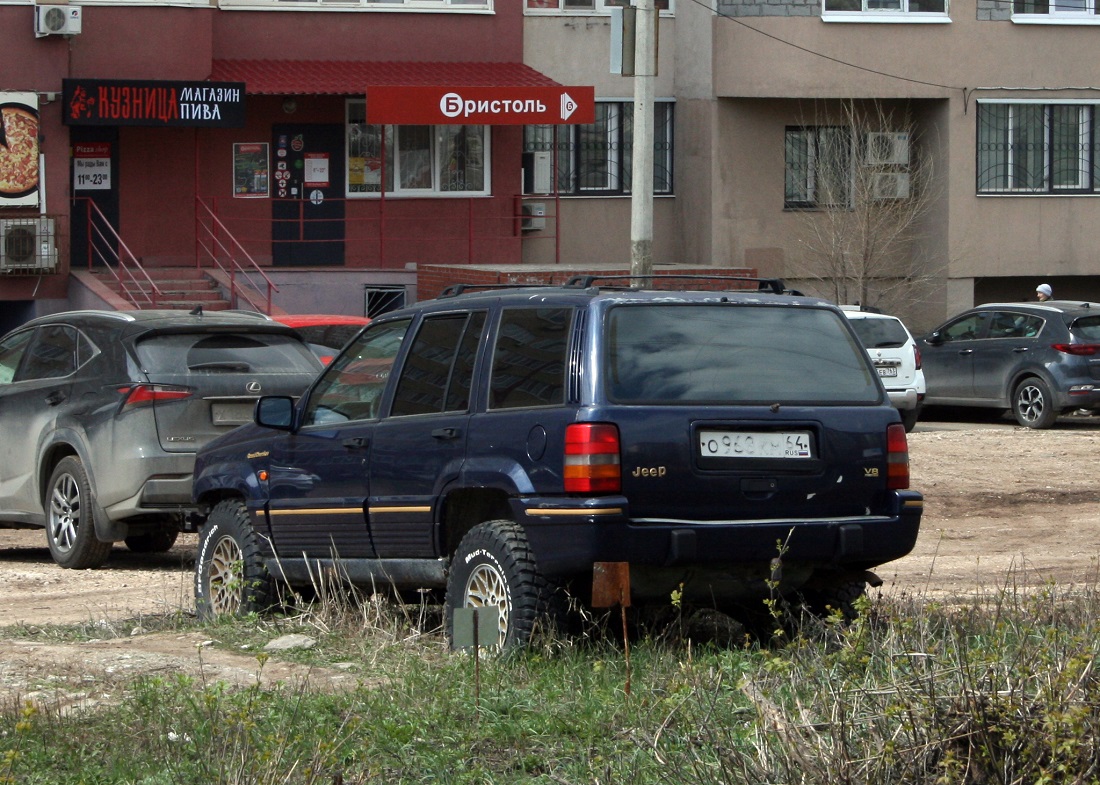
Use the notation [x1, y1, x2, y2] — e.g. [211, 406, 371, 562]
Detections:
[786, 100, 942, 317]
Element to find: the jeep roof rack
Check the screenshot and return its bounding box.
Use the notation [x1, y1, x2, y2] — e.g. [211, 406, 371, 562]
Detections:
[562, 274, 799, 295]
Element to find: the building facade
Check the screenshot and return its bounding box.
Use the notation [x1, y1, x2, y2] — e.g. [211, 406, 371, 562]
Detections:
[4, 0, 1100, 332]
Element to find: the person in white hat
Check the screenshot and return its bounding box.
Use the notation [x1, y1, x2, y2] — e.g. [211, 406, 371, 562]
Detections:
[1036, 283, 1053, 301]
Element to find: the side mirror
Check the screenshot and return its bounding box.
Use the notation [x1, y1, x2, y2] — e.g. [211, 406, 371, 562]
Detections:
[925, 331, 944, 346]
[255, 396, 295, 431]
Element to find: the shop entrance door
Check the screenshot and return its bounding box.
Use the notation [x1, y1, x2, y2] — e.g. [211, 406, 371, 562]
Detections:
[272, 124, 346, 267]
[69, 127, 119, 269]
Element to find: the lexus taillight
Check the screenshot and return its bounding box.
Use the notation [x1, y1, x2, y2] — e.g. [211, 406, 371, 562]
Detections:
[886, 423, 910, 490]
[1052, 343, 1100, 356]
[564, 423, 621, 494]
[118, 383, 192, 410]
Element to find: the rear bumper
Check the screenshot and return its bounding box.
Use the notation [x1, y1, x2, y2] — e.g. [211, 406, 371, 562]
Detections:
[515, 492, 923, 589]
[885, 387, 921, 410]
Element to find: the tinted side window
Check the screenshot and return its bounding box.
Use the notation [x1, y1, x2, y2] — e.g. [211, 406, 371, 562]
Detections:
[0, 329, 34, 385]
[304, 319, 411, 425]
[989, 312, 1044, 339]
[391, 312, 485, 416]
[1071, 315, 1100, 341]
[19, 325, 80, 381]
[490, 308, 571, 410]
[941, 313, 988, 342]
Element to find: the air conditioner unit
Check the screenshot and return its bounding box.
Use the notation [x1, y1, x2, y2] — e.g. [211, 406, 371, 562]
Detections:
[871, 172, 911, 200]
[35, 5, 82, 37]
[865, 131, 910, 166]
[1, 218, 58, 273]
[521, 202, 546, 232]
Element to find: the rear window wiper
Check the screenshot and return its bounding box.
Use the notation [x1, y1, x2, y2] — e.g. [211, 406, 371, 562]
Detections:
[187, 361, 252, 372]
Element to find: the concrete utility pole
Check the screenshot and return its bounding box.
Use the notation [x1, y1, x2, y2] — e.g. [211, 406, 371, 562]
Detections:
[629, 0, 656, 284]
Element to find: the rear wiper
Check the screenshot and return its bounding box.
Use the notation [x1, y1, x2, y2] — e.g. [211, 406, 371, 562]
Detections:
[188, 361, 251, 372]
[873, 342, 905, 348]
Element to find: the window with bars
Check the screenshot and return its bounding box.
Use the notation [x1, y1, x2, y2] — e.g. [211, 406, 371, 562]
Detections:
[522, 101, 674, 196]
[345, 101, 489, 197]
[784, 126, 854, 208]
[977, 103, 1099, 194]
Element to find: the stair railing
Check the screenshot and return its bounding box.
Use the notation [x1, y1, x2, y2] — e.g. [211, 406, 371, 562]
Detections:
[195, 197, 278, 314]
[81, 198, 162, 308]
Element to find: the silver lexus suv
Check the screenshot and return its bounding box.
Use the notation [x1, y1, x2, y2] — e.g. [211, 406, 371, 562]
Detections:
[0, 310, 321, 568]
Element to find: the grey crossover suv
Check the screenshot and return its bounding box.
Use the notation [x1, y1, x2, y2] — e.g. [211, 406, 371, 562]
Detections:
[0, 310, 322, 568]
[921, 300, 1100, 428]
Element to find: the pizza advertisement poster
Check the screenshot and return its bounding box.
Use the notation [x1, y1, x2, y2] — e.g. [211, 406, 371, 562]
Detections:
[0, 93, 41, 207]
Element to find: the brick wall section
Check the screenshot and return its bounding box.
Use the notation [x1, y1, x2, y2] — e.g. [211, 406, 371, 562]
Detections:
[417, 264, 760, 301]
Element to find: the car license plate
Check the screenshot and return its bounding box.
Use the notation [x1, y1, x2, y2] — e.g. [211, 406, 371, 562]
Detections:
[211, 401, 255, 426]
[877, 366, 899, 378]
[698, 430, 813, 459]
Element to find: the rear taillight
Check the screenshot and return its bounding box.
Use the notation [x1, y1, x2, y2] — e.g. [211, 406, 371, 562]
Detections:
[118, 383, 193, 410]
[564, 423, 621, 494]
[886, 423, 910, 490]
[1052, 343, 1100, 356]
[913, 344, 922, 370]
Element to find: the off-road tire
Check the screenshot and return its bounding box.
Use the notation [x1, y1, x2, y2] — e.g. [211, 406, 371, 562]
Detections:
[195, 499, 272, 621]
[445, 520, 552, 653]
[900, 406, 920, 433]
[1013, 377, 1058, 429]
[45, 456, 112, 569]
[125, 526, 180, 554]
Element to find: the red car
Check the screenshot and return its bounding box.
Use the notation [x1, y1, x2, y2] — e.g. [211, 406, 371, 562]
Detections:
[274, 314, 371, 365]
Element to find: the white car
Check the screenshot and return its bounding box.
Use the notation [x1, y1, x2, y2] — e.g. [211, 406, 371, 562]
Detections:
[841, 306, 926, 431]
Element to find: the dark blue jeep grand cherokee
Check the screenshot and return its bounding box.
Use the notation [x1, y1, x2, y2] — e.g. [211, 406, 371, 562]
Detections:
[191, 277, 923, 649]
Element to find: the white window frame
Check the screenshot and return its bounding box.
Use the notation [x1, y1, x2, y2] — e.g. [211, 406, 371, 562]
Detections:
[345, 100, 492, 199]
[821, 0, 950, 23]
[1011, 0, 1100, 23]
[524, 0, 674, 15]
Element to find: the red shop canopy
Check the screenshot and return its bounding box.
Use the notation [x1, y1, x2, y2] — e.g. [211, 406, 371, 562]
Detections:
[209, 59, 594, 125]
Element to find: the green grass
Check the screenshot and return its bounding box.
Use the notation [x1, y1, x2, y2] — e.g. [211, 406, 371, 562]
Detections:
[2, 580, 1099, 784]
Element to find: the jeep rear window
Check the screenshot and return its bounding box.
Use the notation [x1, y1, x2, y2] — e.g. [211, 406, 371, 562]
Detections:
[847, 317, 909, 349]
[606, 304, 880, 404]
[135, 333, 320, 374]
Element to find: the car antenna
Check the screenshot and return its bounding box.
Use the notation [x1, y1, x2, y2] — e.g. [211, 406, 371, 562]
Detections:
[190, 305, 203, 316]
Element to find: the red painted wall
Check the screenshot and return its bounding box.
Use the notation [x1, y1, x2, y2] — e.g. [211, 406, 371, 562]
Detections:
[2, 2, 531, 299]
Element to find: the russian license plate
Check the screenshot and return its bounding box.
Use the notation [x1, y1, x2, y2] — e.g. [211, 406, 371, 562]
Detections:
[699, 430, 813, 459]
[211, 401, 255, 426]
[876, 366, 899, 378]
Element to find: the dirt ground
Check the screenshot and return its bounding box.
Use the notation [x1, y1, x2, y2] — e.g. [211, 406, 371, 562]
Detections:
[0, 414, 1097, 702]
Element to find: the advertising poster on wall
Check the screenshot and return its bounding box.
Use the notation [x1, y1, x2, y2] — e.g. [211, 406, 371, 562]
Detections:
[0, 92, 41, 207]
[233, 143, 269, 198]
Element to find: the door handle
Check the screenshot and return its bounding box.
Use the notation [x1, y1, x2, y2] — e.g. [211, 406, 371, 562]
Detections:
[342, 436, 368, 449]
[432, 427, 460, 440]
[957, 349, 973, 356]
[45, 390, 66, 406]
[1012, 347, 1029, 353]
